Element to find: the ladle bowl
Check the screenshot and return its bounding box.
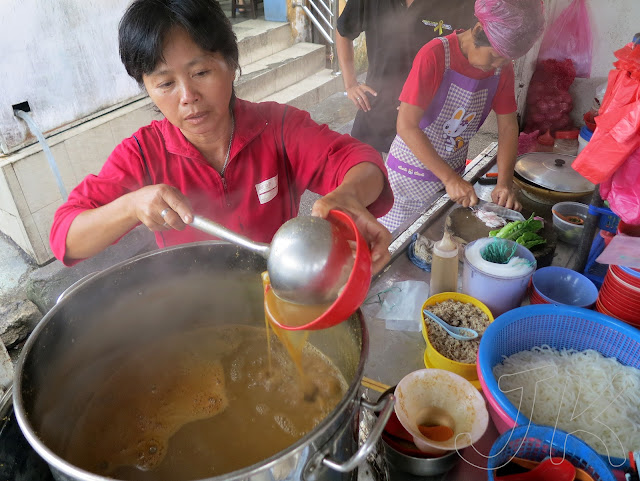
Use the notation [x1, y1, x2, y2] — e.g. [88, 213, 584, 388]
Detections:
[265, 210, 372, 331]
[191, 210, 366, 306]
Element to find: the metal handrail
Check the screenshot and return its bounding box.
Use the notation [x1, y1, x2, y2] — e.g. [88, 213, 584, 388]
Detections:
[292, 0, 339, 72]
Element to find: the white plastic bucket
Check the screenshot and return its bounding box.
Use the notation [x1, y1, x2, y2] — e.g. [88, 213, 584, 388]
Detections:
[461, 239, 536, 317]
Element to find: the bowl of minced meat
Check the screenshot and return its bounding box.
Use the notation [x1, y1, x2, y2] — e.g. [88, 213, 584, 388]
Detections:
[421, 294, 493, 373]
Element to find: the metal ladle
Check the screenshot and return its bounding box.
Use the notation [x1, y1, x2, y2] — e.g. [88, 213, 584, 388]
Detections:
[191, 214, 354, 305]
[422, 310, 479, 341]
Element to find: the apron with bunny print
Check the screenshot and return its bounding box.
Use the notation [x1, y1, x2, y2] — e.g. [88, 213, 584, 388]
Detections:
[379, 36, 501, 232]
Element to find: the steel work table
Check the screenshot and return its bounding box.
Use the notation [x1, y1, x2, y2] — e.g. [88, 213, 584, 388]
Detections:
[358, 143, 577, 480]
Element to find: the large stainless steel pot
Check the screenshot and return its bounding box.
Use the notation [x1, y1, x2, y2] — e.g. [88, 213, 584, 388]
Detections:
[14, 242, 392, 481]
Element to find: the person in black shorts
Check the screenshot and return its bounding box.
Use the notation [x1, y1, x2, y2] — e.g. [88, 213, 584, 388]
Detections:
[336, 0, 476, 153]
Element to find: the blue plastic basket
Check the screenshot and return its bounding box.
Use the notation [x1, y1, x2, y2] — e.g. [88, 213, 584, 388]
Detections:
[478, 304, 640, 469]
[487, 425, 616, 481]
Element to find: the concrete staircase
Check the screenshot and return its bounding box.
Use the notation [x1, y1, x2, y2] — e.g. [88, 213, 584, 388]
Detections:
[233, 20, 344, 111]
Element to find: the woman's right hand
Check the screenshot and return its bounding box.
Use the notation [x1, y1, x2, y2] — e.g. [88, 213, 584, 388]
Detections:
[128, 184, 193, 231]
[345, 84, 377, 112]
[444, 176, 479, 208]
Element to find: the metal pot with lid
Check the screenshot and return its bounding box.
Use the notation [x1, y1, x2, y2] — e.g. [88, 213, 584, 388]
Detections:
[513, 152, 595, 204]
[13, 242, 392, 481]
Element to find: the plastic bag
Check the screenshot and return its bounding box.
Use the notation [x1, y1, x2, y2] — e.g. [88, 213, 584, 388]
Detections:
[376, 280, 430, 332]
[537, 0, 593, 78]
[523, 59, 576, 133]
[599, 147, 640, 225]
[573, 40, 640, 183]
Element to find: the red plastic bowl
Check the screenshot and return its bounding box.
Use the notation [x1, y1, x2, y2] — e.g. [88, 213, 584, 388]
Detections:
[610, 265, 640, 288]
[266, 209, 371, 331]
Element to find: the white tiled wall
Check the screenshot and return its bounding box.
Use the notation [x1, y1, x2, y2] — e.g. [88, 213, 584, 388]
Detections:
[0, 97, 163, 264]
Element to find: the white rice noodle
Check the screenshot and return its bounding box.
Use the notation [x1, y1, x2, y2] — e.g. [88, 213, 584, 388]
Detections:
[493, 346, 640, 461]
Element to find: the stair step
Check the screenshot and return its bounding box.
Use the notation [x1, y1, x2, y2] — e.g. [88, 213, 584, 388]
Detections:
[262, 69, 343, 111]
[235, 42, 327, 102]
[235, 20, 292, 68]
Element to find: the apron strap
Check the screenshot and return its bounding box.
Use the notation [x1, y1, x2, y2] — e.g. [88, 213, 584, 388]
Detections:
[438, 37, 451, 71]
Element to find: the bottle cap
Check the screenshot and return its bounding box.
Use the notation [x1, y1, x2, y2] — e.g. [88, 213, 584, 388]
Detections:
[433, 231, 458, 258]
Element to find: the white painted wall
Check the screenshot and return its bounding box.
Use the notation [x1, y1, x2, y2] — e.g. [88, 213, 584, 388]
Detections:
[0, 0, 141, 153]
[548, 0, 639, 124]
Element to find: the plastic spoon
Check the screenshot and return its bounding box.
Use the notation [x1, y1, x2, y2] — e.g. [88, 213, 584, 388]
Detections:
[494, 457, 576, 481]
[422, 310, 479, 341]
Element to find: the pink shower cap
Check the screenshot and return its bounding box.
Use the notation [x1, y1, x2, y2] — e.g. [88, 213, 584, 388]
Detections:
[475, 0, 545, 59]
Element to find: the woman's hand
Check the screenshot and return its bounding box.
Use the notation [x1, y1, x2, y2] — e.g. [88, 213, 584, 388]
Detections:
[311, 191, 391, 274]
[491, 183, 522, 211]
[444, 176, 479, 208]
[128, 184, 194, 231]
[345, 84, 377, 112]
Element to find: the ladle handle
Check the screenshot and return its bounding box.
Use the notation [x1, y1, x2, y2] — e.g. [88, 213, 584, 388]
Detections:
[191, 215, 270, 258]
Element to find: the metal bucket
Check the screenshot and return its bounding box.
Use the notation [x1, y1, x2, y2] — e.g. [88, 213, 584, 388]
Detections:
[13, 242, 392, 481]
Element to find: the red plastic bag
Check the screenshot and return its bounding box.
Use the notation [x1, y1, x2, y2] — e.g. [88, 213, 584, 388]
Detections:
[537, 0, 593, 78]
[523, 59, 576, 133]
[600, 147, 640, 225]
[573, 66, 640, 183]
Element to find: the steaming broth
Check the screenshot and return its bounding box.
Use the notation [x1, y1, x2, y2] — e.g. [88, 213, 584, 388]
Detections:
[64, 325, 347, 480]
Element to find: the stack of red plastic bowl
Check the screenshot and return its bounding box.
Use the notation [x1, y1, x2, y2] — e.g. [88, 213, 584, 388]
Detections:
[596, 265, 640, 327]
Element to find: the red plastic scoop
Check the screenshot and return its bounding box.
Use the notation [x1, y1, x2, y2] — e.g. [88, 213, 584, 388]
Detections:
[495, 457, 576, 481]
[264, 210, 372, 331]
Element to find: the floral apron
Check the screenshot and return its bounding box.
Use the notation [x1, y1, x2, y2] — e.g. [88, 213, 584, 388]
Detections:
[379, 36, 501, 232]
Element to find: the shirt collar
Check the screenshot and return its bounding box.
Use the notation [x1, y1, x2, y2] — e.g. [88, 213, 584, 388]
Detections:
[161, 98, 268, 159]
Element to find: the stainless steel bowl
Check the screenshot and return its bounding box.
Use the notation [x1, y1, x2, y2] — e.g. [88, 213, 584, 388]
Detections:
[377, 385, 461, 476]
[383, 441, 461, 476]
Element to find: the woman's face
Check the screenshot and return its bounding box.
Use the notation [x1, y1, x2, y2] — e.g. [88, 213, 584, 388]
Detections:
[467, 45, 510, 72]
[143, 27, 236, 139]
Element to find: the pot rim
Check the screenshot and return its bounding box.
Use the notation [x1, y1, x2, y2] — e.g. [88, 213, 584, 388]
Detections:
[13, 241, 370, 481]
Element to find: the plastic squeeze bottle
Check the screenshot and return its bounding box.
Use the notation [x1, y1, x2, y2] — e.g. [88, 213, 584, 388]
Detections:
[430, 231, 459, 296]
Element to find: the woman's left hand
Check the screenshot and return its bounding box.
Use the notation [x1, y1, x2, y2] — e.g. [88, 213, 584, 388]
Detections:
[311, 192, 391, 274]
[491, 184, 522, 211]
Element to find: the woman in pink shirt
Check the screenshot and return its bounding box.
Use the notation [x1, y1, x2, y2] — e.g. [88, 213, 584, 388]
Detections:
[51, 0, 394, 269]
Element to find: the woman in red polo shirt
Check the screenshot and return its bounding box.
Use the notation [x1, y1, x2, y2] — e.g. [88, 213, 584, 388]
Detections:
[50, 0, 394, 270]
[379, 0, 545, 233]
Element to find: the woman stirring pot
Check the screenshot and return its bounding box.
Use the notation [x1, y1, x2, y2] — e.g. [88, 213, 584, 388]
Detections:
[50, 0, 394, 271]
[379, 0, 545, 232]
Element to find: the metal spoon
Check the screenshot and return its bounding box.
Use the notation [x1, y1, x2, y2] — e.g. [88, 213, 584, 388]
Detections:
[422, 310, 479, 341]
[191, 214, 354, 305]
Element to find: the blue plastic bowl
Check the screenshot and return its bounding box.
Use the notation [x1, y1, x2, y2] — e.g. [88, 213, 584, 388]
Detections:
[477, 304, 640, 470]
[487, 425, 616, 481]
[531, 266, 598, 308]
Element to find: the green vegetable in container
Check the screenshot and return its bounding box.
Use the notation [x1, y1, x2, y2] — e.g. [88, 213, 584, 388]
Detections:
[489, 214, 546, 249]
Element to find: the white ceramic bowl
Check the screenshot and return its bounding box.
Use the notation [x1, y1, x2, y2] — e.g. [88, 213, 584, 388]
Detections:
[394, 369, 489, 455]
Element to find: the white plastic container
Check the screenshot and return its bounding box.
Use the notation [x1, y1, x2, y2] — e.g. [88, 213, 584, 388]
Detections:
[461, 239, 536, 317]
[552, 201, 588, 245]
[577, 126, 593, 155]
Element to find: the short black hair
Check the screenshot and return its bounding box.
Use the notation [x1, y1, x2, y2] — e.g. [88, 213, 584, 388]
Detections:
[472, 25, 492, 49]
[118, 0, 239, 85]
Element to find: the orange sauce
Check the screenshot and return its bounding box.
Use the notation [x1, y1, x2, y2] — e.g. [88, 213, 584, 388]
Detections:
[261, 272, 332, 398]
[417, 424, 454, 442]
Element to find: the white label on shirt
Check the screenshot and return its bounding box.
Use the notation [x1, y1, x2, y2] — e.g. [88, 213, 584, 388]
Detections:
[256, 175, 278, 204]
